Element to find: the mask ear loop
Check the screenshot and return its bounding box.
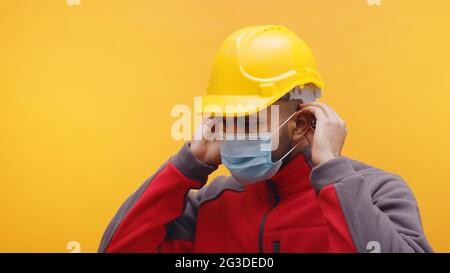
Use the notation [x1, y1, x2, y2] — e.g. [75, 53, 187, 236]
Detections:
[260, 111, 297, 151]
[273, 111, 302, 162]
[279, 142, 300, 162]
[270, 111, 298, 137]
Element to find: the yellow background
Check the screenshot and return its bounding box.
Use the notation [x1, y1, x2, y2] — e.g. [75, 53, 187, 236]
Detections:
[1, 0, 449, 252]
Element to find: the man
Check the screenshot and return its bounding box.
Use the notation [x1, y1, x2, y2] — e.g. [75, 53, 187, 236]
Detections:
[98, 25, 432, 253]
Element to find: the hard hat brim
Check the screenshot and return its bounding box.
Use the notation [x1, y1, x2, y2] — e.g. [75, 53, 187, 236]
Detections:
[196, 79, 324, 117]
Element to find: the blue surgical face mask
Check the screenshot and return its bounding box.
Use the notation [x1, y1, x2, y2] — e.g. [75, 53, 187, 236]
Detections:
[220, 112, 299, 184]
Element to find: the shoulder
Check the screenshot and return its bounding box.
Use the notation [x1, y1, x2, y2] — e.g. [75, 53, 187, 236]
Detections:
[195, 175, 245, 205]
[347, 158, 417, 204]
[310, 154, 417, 203]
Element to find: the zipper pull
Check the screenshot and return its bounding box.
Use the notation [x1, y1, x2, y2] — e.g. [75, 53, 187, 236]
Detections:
[273, 240, 280, 253]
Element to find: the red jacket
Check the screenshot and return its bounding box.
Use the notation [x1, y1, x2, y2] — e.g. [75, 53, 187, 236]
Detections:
[98, 143, 432, 253]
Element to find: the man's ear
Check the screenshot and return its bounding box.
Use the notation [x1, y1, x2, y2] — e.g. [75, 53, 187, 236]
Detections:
[290, 110, 312, 144]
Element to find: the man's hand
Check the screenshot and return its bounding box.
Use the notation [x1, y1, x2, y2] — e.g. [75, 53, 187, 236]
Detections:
[299, 102, 348, 166]
[189, 118, 221, 166]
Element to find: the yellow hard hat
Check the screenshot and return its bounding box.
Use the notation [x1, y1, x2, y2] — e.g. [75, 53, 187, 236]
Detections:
[196, 25, 324, 117]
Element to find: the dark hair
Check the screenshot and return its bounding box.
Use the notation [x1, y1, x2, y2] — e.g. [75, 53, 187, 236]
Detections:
[277, 86, 303, 102]
[276, 86, 303, 110]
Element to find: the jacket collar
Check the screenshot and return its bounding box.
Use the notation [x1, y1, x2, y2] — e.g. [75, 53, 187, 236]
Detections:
[269, 145, 314, 199]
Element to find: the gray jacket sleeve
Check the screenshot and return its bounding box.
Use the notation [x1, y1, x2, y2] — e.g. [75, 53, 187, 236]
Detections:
[310, 156, 433, 253]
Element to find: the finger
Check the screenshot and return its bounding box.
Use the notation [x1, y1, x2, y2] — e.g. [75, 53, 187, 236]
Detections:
[323, 105, 346, 126]
[193, 119, 205, 141]
[320, 103, 344, 123]
[303, 102, 347, 127]
[299, 105, 328, 124]
[300, 102, 338, 121]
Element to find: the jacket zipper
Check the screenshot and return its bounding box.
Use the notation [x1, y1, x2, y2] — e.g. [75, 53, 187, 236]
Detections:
[258, 180, 280, 253]
[273, 240, 280, 253]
